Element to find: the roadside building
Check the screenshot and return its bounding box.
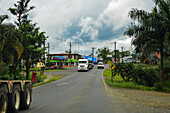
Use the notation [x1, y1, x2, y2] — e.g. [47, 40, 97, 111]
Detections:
[47, 53, 81, 66]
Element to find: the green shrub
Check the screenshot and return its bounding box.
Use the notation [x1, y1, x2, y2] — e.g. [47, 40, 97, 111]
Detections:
[154, 81, 170, 92]
[164, 61, 170, 79]
[0, 63, 10, 80]
[0, 63, 25, 80]
[134, 66, 159, 87]
[112, 63, 160, 87]
[112, 63, 135, 81]
[154, 82, 163, 91]
[144, 68, 159, 87]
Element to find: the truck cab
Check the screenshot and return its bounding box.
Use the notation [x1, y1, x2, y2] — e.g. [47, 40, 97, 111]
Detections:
[77, 59, 89, 71]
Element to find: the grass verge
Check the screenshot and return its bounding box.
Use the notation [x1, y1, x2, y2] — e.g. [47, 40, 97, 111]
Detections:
[104, 69, 170, 92]
[33, 75, 64, 87]
[105, 78, 156, 91]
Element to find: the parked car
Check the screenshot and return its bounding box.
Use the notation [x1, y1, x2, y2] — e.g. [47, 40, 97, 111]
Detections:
[97, 62, 104, 69]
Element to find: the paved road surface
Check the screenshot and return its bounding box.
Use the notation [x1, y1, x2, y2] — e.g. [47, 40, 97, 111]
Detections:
[44, 67, 77, 77]
[20, 66, 127, 113]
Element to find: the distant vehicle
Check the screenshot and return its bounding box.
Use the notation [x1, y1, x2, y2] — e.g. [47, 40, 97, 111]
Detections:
[88, 63, 93, 69]
[78, 59, 89, 71]
[97, 62, 104, 69]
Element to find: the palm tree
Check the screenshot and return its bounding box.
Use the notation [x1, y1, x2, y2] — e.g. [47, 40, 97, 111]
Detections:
[124, 0, 170, 84]
[0, 15, 23, 73]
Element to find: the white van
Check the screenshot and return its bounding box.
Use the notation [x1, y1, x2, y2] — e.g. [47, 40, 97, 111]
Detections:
[78, 59, 89, 71]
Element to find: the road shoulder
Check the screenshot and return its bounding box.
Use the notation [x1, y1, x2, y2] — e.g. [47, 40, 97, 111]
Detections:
[102, 69, 170, 112]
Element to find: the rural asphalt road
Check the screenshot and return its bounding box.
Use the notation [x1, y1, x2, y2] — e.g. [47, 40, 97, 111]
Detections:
[19, 66, 170, 113]
[20, 66, 127, 113]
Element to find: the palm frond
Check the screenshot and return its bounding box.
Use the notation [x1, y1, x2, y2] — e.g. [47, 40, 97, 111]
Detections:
[9, 39, 24, 60]
[0, 15, 8, 25]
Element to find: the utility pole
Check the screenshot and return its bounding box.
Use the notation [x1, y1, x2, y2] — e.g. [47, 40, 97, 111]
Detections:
[114, 42, 116, 63]
[91, 47, 95, 64]
[47, 43, 50, 61]
[47, 43, 50, 69]
[44, 37, 47, 65]
[67, 41, 73, 66]
[121, 46, 123, 62]
[78, 40, 79, 54]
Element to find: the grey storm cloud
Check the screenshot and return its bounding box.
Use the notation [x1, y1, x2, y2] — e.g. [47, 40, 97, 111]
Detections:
[1, 0, 154, 55]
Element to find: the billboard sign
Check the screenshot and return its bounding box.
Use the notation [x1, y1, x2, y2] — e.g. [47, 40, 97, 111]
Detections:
[84, 56, 97, 62]
[107, 55, 112, 58]
[53, 56, 68, 60]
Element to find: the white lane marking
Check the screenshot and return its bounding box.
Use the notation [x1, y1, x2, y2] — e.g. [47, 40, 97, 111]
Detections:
[57, 82, 70, 86]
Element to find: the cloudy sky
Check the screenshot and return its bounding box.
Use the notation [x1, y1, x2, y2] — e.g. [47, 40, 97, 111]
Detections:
[1, 0, 154, 56]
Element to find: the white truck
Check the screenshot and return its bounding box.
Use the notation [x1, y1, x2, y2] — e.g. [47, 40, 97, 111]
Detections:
[0, 80, 32, 113]
[77, 59, 89, 71]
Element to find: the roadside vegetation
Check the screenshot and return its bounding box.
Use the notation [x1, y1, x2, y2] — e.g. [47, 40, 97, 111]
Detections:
[33, 75, 64, 87]
[0, 0, 49, 81]
[124, 0, 170, 85]
[104, 63, 170, 93]
[24, 67, 66, 85]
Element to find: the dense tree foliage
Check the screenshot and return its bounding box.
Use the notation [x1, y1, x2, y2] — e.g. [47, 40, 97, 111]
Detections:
[96, 47, 113, 63]
[0, 0, 46, 79]
[124, 0, 170, 84]
[0, 15, 23, 75]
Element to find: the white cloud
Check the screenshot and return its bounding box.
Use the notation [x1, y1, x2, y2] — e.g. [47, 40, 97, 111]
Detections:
[98, 0, 154, 31]
[1, 0, 154, 55]
[77, 17, 99, 40]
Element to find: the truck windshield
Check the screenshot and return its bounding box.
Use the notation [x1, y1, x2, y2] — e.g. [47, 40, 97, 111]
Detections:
[79, 61, 87, 63]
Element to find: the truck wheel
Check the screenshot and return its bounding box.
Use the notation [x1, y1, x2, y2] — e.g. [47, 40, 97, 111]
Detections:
[0, 87, 8, 113]
[8, 85, 20, 113]
[20, 84, 31, 110]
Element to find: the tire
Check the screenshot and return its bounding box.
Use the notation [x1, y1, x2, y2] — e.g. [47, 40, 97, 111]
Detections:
[20, 84, 31, 110]
[0, 87, 8, 113]
[8, 85, 20, 113]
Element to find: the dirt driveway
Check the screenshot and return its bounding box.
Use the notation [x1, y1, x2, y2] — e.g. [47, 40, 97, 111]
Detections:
[107, 86, 170, 113]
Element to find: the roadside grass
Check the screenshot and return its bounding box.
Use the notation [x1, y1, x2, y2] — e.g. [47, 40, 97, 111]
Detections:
[21, 67, 67, 82]
[27, 67, 67, 87]
[105, 78, 156, 91]
[104, 69, 120, 78]
[33, 75, 64, 87]
[104, 69, 156, 91]
[23, 67, 67, 72]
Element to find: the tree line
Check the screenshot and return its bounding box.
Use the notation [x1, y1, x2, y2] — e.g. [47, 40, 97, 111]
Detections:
[124, 0, 170, 84]
[0, 0, 48, 80]
[97, 0, 169, 84]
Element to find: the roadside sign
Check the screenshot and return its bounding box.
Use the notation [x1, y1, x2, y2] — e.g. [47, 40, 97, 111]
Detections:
[109, 63, 115, 70]
[111, 65, 115, 70]
[107, 61, 112, 65]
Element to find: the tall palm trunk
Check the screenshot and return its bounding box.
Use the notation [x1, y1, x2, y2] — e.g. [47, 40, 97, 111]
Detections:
[0, 52, 3, 73]
[160, 47, 164, 85]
